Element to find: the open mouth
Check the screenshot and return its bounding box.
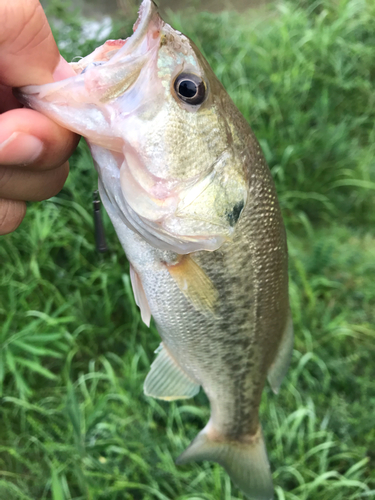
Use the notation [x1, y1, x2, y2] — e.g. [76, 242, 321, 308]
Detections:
[19, 0, 162, 95]
[17, 0, 163, 144]
[69, 0, 162, 75]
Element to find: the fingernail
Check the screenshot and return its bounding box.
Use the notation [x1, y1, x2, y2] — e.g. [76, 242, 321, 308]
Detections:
[0, 132, 44, 166]
[53, 55, 76, 82]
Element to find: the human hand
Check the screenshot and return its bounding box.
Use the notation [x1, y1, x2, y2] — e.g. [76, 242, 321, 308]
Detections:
[0, 0, 80, 235]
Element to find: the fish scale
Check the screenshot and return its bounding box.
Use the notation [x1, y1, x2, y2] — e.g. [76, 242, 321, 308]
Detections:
[19, 1, 292, 498]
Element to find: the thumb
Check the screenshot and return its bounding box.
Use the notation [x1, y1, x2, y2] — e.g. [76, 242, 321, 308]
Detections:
[0, 0, 73, 87]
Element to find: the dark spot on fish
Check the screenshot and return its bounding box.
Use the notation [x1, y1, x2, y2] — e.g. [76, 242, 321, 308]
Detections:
[236, 316, 248, 327]
[226, 200, 245, 227]
[239, 337, 251, 350]
[229, 275, 242, 288]
[256, 306, 263, 320]
[160, 34, 168, 47]
[223, 304, 236, 316]
[229, 362, 242, 372]
[220, 321, 232, 332]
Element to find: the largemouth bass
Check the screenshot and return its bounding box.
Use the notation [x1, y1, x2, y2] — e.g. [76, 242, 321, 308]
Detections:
[20, 1, 293, 498]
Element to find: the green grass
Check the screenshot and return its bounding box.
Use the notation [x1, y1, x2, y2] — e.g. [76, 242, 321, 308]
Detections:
[1, 0, 375, 498]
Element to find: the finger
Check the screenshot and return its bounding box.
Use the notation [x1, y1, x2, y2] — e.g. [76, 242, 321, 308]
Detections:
[0, 161, 69, 201]
[0, 1, 76, 106]
[0, 0, 60, 87]
[0, 109, 80, 170]
[0, 198, 26, 235]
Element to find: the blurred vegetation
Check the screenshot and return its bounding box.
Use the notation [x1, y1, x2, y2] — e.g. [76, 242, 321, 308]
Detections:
[1, 0, 374, 499]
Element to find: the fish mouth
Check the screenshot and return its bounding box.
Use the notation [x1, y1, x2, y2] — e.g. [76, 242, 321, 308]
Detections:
[70, 0, 162, 73]
[19, 0, 162, 100]
[17, 0, 163, 150]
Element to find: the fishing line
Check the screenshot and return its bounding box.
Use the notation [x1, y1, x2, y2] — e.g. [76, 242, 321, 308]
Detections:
[93, 190, 108, 253]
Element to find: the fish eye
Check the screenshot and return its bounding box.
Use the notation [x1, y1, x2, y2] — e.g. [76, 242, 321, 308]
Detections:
[174, 73, 206, 105]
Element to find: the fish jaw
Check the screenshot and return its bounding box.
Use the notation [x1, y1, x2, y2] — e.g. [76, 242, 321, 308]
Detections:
[18, 0, 163, 150]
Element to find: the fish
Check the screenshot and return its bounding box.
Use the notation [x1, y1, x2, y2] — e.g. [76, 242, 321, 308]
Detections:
[19, 1, 293, 498]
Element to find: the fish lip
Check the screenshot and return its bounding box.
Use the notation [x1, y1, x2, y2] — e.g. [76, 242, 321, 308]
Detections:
[113, 0, 161, 60]
[134, 0, 159, 36]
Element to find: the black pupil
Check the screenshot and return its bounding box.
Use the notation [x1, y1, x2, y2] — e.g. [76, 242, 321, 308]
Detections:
[178, 80, 197, 98]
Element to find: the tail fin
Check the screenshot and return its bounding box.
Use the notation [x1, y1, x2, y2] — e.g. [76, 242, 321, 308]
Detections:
[176, 425, 274, 500]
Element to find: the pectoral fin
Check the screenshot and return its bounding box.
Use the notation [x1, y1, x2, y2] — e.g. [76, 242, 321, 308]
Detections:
[144, 344, 200, 400]
[129, 265, 151, 327]
[166, 255, 218, 315]
[267, 308, 294, 394]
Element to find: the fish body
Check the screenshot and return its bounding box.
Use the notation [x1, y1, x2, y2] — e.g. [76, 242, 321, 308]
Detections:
[20, 2, 293, 498]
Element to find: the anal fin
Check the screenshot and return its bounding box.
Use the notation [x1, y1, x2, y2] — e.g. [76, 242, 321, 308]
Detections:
[144, 343, 200, 401]
[166, 255, 218, 315]
[267, 308, 294, 394]
[129, 265, 151, 327]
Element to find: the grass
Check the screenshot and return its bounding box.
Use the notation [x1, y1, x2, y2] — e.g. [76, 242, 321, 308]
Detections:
[1, 0, 375, 498]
